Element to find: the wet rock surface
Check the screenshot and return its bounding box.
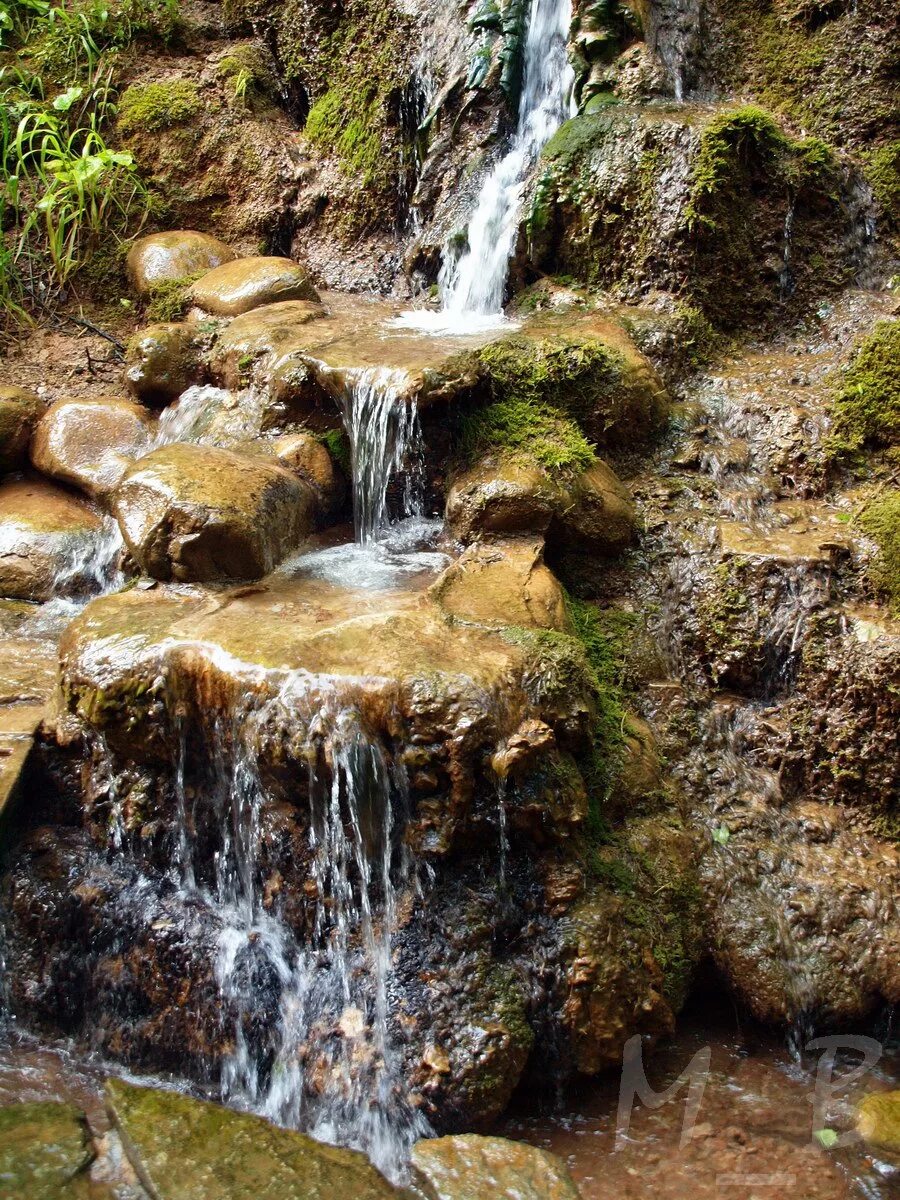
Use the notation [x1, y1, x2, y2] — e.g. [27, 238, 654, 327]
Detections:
[0, 478, 104, 601]
[411, 1133, 581, 1199]
[191, 258, 320, 317]
[112, 443, 316, 581]
[0, 1100, 93, 1197]
[0, 386, 44, 475]
[125, 324, 206, 407]
[126, 231, 236, 296]
[30, 396, 155, 501]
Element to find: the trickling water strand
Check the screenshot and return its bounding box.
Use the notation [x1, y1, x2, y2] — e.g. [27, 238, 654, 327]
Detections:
[398, 0, 574, 330]
[779, 196, 797, 300]
[340, 368, 425, 544]
[496, 775, 509, 891]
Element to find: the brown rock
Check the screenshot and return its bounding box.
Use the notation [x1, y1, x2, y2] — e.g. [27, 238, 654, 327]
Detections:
[430, 538, 569, 631]
[112, 442, 316, 581]
[30, 396, 155, 500]
[411, 1134, 581, 1200]
[126, 231, 236, 296]
[191, 257, 320, 317]
[124, 323, 205, 406]
[272, 431, 345, 514]
[0, 478, 104, 600]
[0, 386, 44, 474]
[557, 461, 637, 554]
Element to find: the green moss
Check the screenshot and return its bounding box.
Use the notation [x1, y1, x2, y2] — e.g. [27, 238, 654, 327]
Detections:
[865, 142, 900, 228]
[117, 80, 201, 135]
[319, 427, 351, 474]
[858, 492, 900, 613]
[830, 320, 900, 453]
[144, 272, 202, 320]
[457, 396, 596, 476]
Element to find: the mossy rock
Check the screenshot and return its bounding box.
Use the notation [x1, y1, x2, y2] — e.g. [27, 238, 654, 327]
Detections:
[105, 1079, 404, 1198]
[830, 320, 900, 454]
[858, 491, 900, 613]
[117, 80, 202, 135]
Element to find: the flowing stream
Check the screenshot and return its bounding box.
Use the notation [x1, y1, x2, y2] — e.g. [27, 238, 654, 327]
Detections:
[399, 0, 575, 332]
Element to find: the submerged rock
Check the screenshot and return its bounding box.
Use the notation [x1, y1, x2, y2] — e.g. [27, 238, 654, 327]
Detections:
[0, 478, 104, 601]
[30, 396, 155, 500]
[0, 1101, 93, 1196]
[411, 1134, 581, 1200]
[191, 257, 320, 317]
[112, 443, 316, 581]
[0, 385, 44, 475]
[127, 230, 236, 296]
[125, 323, 206, 406]
[105, 1079, 404, 1198]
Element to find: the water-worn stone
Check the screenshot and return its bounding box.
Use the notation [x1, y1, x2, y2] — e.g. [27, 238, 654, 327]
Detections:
[112, 443, 316, 581]
[191, 257, 320, 316]
[125, 323, 205, 406]
[430, 538, 570, 631]
[105, 1079, 403, 1199]
[0, 478, 103, 601]
[127, 230, 236, 296]
[0, 1101, 93, 1197]
[0, 385, 44, 475]
[271, 431, 345, 514]
[855, 1090, 900, 1153]
[446, 456, 636, 553]
[411, 1134, 581, 1200]
[30, 396, 155, 500]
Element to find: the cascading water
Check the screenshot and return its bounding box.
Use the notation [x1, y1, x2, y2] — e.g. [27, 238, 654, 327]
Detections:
[398, 0, 575, 332]
[163, 671, 430, 1178]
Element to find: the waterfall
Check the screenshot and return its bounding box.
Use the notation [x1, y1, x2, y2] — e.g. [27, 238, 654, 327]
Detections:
[339, 367, 426, 545]
[169, 673, 430, 1179]
[399, 0, 575, 332]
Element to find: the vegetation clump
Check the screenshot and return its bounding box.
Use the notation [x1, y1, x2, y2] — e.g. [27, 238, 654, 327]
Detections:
[830, 320, 900, 453]
[145, 272, 202, 320]
[457, 396, 596, 476]
[864, 141, 900, 227]
[117, 79, 201, 135]
[858, 492, 900, 613]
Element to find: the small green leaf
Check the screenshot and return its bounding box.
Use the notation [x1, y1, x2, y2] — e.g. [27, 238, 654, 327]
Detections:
[814, 1128, 839, 1149]
[712, 824, 730, 845]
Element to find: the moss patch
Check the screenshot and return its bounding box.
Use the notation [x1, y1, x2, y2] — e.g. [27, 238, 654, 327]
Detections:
[145, 273, 203, 321]
[858, 492, 900, 613]
[117, 80, 202, 135]
[830, 320, 900, 454]
[864, 142, 900, 227]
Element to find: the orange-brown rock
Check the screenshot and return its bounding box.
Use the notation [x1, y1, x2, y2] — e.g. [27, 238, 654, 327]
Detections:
[126, 231, 236, 296]
[0, 386, 44, 475]
[191, 257, 320, 317]
[124, 323, 205, 406]
[0, 478, 104, 600]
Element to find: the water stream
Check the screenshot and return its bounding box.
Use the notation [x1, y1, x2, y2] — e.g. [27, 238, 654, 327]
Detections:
[399, 0, 575, 332]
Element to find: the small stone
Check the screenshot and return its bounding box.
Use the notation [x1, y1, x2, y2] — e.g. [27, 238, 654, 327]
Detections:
[191, 257, 320, 317]
[125, 322, 205, 406]
[127, 230, 236, 296]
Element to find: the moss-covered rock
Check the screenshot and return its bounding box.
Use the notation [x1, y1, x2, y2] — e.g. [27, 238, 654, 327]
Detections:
[0, 1102, 93, 1198]
[859, 492, 900, 612]
[411, 1134, 581, 1200]
[830, 319, 900, 453]
[855, 1090, 900, 1153]
[117, 80, 203, 136]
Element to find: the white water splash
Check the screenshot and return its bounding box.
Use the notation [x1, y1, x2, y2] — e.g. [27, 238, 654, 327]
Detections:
[398, 0, 575, 333]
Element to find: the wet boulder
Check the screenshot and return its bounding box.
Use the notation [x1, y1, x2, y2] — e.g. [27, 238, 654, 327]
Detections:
[411, 1134, 581, 1200]
[191, 257, 320, 317]
[124, 322, 206, 406]
[0, 478, 104, 601]
[856, 1091, 900, 1153]
[30, 396, 155, 500]
[446, 455, 636, 554]
[272, 431, 345, 515]
[126, 230, 236, 296]
[112, 442, 316, 581]
[430, 538, 569, 631]
[0, 385, 44, 475]
[105, 1080, 403, 1199]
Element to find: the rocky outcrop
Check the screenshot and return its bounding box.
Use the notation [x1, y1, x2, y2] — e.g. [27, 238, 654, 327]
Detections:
[191, 257, 320, 316]
[112, 443, 316, 581]
[411, 1134, 581, 1199]
[30, 396, 155, 500]
[124, 323, 206, 406]
[126, 230, 236, 296]
[0, 386, 44, 475]
[0, 479, 105, 601]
